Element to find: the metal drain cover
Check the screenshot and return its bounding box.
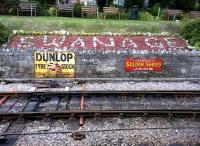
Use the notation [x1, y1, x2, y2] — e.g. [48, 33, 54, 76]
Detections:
[71, 132, 85, 140]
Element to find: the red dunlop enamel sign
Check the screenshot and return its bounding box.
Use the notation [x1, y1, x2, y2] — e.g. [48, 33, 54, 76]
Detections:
[125, 58, 163, 72]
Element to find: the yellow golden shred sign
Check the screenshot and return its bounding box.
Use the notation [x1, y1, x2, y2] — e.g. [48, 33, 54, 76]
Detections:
[34, 52, 75, 78]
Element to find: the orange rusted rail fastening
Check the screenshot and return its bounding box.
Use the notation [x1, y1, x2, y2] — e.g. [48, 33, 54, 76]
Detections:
[11, 88, 16, 93]
[0, 96, 8, 105]
[80, 84, 86, 126]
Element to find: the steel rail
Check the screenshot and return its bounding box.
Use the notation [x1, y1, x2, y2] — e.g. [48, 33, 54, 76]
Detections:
[1, 126, 199, 136]
[0, 110, 199, 119]
[1, 78, 200, 83]
[1, 90, 200, 95]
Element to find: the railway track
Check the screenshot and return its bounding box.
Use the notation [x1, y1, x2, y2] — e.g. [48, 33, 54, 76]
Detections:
[0, 110, 199, 120]
[0, 91, 200, 119]
[0, 91, 200, 145]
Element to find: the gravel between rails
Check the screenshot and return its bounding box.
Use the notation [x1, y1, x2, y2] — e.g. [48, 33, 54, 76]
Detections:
[0, 81, 200, 92]
[38, 98, 59, 112]
[0, 98, 18, 112]
[57, 97, 68, 111]
[8, 97, 28, 113]
[70, 81, 200, 91]
[0, 121, 10, 134]
[0, 83, 36, 92]
[13, 117, 200, 146]
[24, 120, 52, 133]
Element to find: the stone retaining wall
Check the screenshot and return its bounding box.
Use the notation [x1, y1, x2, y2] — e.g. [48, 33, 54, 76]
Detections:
[0, 47, 200, 78]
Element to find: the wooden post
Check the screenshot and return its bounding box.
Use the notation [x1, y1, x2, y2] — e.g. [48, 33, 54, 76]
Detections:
[72, 7, 74, 17]
[17, 7, 19, 16]
[143, 0, 149, 9]
[157, 7, 161, 20]
[96, 4, 99, 20]
[106, 0, 108, 7]
[31, 4, 33, 16]
[81, 9, 83, 18]
[35, 5, 37, 16]
[195, 0, 199, 10]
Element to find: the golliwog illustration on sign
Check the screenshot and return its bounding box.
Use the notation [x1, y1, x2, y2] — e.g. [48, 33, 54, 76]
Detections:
[34, 52, 75, 78]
